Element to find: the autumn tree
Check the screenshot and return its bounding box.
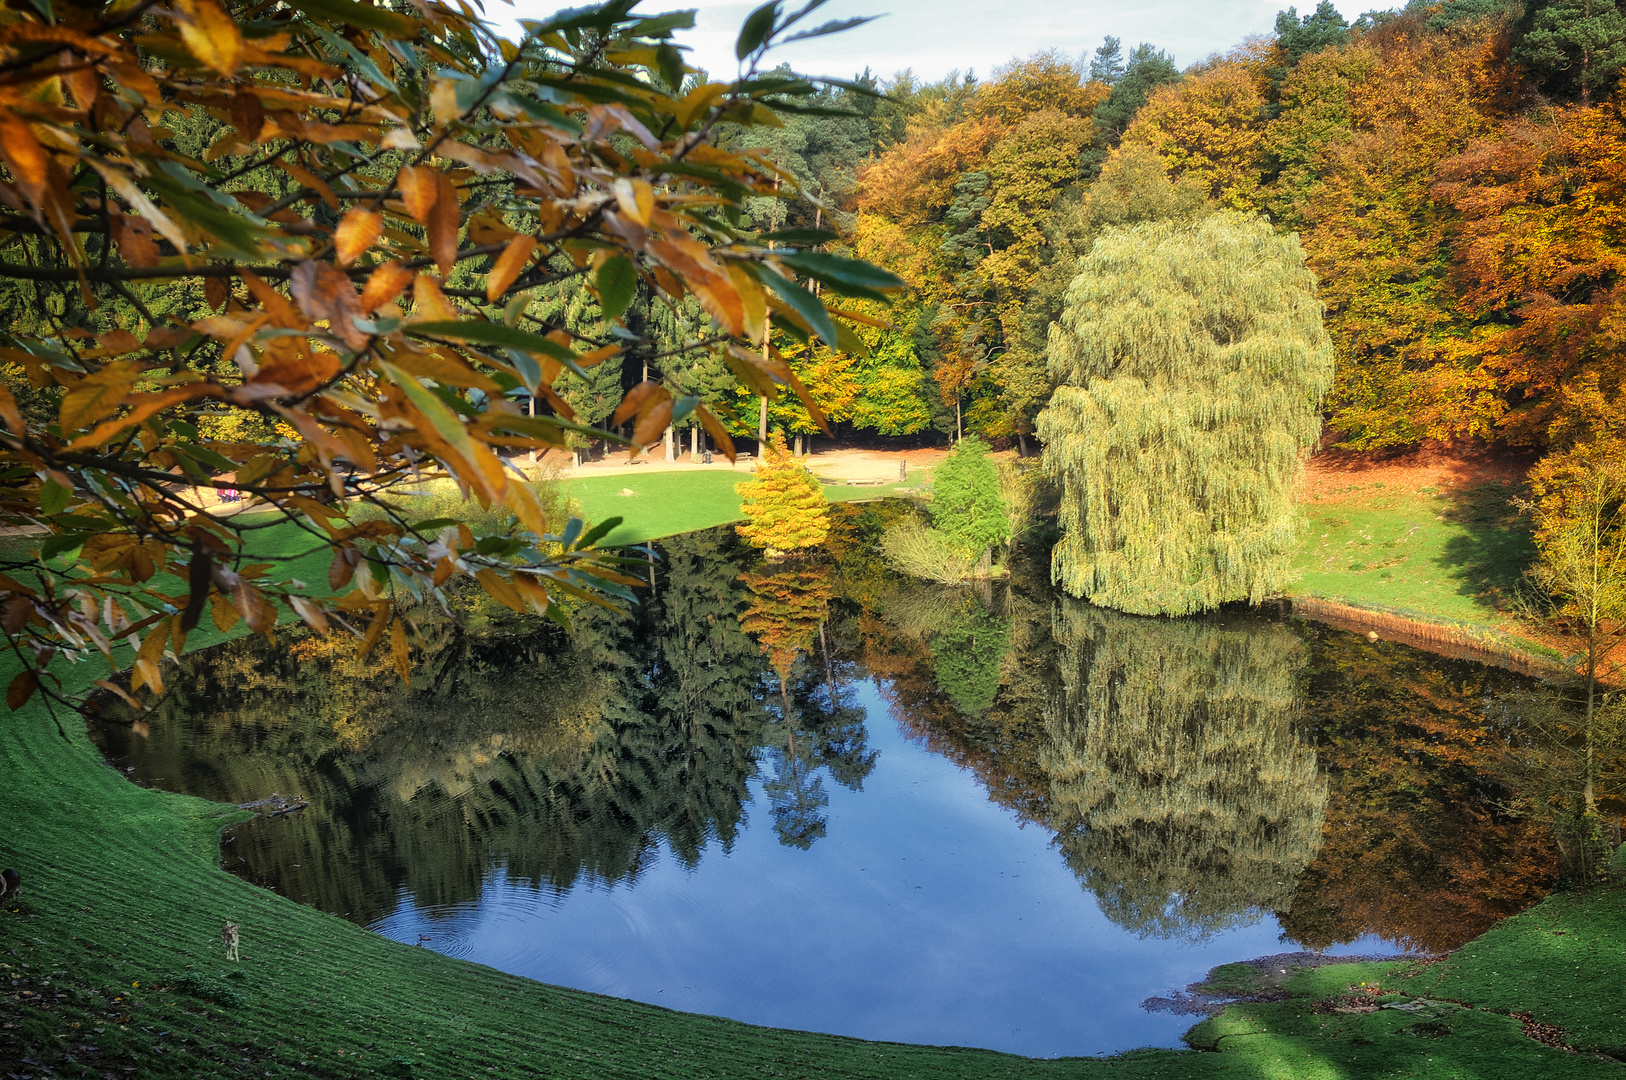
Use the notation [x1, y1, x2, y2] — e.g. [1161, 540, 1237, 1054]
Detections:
[735, 433, 830, 552]
[0, 0, 902, 718]
[1037, 211, 1332, 616]
[1522, 420, 1626, 811]
[1121, 60, 1269, 208]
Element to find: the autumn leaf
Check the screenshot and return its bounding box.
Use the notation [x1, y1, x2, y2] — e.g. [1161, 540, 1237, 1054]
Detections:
[428, 173, 462, 276]
[334, 209, 383, 266]
[486, 235, 537, 302]
[398, 165, 438, 225]
[175, 0, 242, 76]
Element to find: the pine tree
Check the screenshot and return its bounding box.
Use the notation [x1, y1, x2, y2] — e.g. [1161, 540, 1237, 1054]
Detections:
[1037, 211, 1333, 616]
[1515, 0, 1626, 104]
[930, 436, 1010, 563]
[735, 433, 831, 553]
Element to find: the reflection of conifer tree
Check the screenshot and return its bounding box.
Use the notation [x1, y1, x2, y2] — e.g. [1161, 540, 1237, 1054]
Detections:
[647, 532, 775, 859]
[883, 583, 1013, 717]
[1042, 601, 1327, 939]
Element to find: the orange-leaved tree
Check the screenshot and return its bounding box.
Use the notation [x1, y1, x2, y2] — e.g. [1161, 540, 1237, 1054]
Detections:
[0, 0, 900, 721]
[735, 432, 828, 552]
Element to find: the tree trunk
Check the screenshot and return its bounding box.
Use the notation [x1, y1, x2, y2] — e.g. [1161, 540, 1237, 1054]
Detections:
[663, 425, 674, 461]
[1017, 431, 1028, 457]
[794, 433, 804, 457]
[690, 424, 699, 462]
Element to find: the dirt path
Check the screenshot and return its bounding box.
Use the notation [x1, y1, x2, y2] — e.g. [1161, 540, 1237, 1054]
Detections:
[559, 445, 949, 482]
[1301, 441, 1538, 501]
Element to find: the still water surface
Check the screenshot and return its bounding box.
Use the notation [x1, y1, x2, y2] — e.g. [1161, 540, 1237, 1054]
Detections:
[87, 509, 1555, 1058]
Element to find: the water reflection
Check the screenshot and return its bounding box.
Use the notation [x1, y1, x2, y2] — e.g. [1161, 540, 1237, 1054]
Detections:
[87, 504, 1563, 1014]
[1044, 602, 1327, 940]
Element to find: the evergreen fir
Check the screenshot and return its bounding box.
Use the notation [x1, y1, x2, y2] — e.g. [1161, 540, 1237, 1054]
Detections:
[930, 436, 1010, 562]
[735, 433, 831, 552]
[1037, 211, 1333, 616]
[1514, 0, 1626, 103]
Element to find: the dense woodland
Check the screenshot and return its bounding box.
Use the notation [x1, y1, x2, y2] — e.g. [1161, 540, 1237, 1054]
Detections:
[684, 0, 1626, 473]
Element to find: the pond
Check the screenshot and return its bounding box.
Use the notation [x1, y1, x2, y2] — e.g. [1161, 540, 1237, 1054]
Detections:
[86, 504, 1561, 1058]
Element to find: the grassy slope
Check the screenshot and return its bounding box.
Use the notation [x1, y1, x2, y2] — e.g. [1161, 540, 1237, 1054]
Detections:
[565, 469, 919, 545]
[1290, 478, 1542, 643]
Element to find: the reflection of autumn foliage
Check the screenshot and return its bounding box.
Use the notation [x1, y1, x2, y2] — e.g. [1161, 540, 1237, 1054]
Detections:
[738, 565, 834, 682]
[1278, 629, 1555, 953]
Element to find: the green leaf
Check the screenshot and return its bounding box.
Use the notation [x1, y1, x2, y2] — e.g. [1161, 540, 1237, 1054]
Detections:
[378, 362, 479, 466]
[656, 42, 685, 91]
[39, 480, 71, 517]
[39, 533, 88, 561]
[577, 516, 623, 548]
[407, 320, 587, 376]
[758, 271, 838, 348]
[775, 252, 904, 301]
[597, 255, 638, 321]
[505, 348, 543, 394]
[631, 10, 696, 36]
[560, 517, 583, 548]
[671, 395, 699, 424]
[735, 0, 779, 59]
[285, 0, 417, 37]
[781, 16, 877, 44]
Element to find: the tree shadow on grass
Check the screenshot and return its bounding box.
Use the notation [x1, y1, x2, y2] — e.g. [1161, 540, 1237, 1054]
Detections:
[1435, 479, 1535, 615]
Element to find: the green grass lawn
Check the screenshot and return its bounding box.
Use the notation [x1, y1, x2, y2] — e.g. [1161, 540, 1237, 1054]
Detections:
[565, 468, 919, 545]
[1291, 478, 1538, 638]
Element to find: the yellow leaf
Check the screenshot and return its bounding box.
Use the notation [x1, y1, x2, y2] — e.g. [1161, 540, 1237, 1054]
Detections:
[485, 235, 536, 302]
[58, 361, 144, 432]
[175, 0, 242, 76]
[612, 178, 654, 227]
[397, 165, 438, 225]
[334, 209, 382, 267]
[390, 617, 411, 684]
[431, 78, 461, 128]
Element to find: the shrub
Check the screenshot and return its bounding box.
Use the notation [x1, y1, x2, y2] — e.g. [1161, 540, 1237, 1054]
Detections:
[736, 434, 830, 552]
[931, 437, 1010, 562]
[880, 520, 978, 584]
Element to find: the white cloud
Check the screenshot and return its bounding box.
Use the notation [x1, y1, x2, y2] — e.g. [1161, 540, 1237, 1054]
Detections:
[497, 0, 1374, 83]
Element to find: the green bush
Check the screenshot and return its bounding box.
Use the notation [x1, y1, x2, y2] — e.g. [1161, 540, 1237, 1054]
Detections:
[931, 437, 1009, 561]
[880, 519, 978, 584]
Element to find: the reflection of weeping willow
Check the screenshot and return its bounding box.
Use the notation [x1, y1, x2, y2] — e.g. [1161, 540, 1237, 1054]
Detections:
[1043, 601, 1327, 939]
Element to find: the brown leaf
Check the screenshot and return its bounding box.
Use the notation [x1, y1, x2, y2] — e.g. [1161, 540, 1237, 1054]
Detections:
[610, 380, 668, 427]
[252, 345, 341, 397]
[289, 260, 368, 351]
[697, 405, 737, 462]
[0, 112, 48, 209]
[240, 269, 306, 329]
[360, 261, 413, 312]
[7, 669, 39, 711]
[274, 158, 338, 209]
[0, 384, 22, 436]
[334, 208, 383, 267]
[175, 0, 242, 76]
[229, 91, 266, 140]
[486, 235, 536, 302]
[328, 546, 360, 591]
[203, 274, 230, 312]
[65, 384, 227, 451]
[631, 396, 673, 448]
[58, 361, 144, 432]
[428, 173, 461, 276]
[110, 212, 159, 268]
[397, 165, 439, 225]
[411, 274, 457, 320]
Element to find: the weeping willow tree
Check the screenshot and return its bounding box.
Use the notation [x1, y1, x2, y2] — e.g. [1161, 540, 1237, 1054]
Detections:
[1041, 601, 1328, 939]
[1037, 211, 1334, 615]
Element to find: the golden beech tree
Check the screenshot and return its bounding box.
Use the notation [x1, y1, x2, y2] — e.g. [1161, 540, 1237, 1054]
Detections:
[0, 0, 900, 718]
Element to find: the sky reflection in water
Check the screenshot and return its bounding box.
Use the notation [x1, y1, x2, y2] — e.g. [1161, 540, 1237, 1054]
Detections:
[370, 680, 1387, 1057]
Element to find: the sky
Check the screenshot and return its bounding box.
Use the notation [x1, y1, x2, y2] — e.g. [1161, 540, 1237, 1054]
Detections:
[499, 0, 1377, 84]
